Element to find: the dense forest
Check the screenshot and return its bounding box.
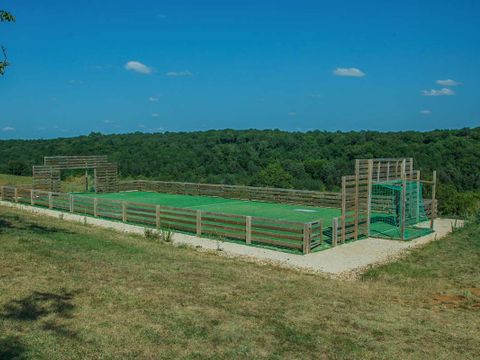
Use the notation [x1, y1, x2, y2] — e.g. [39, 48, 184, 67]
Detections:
[1, 128, 479, 215]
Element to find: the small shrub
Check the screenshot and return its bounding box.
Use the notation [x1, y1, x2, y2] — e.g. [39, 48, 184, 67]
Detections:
[216, 238, 225, 252]
[160, 228, 173, 242]
[144, 228, 161, 241]
[145, 227, 174, 242]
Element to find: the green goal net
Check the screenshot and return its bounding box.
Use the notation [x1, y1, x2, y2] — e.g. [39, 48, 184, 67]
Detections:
[370, 180, 432, 240]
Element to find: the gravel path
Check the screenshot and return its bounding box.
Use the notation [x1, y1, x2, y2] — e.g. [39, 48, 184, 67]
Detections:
[0, 201, 463, 277]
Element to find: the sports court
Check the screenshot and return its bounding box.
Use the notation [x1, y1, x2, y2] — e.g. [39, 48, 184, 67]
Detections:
[78, 190, 341, 224]
[77, 186, 432, 242]
[7, 155, 435, 254]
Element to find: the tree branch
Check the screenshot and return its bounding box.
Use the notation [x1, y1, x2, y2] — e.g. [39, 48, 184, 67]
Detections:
[0, 46, 8, 75]
[0, 9, 15, 75]
[0, 10, 15, 22]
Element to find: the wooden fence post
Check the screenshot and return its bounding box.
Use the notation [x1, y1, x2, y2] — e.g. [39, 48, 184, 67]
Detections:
[303, 223, 312, 254]
[196, 210, 202, 236]
[354, 160, 360, 241]
[341, 176, 346, 243]
[14, 188, 18, 203]
[93, 198, 98, 217]
[400, 160, 407, 240]
[0, 186, 4, 201]
[319, 221, 323, 245]
[245, 216, 252, 244]
[69, 195, 74, 213]
[48, 192, 53, 209]
[156, 205, 161, 229]
[430, 170, 437, 230]
[416, 171, 421, 223]
[122, 203, 127, 222]
[30, 189, 34, 206]
[366, 159, 373, 237]
[409, 158, 414, 180]
[332, 218, 338, 247]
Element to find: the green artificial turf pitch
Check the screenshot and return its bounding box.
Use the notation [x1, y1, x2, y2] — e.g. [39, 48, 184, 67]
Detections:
[75, 191, 432, 243]
[77, 190, 341, 224]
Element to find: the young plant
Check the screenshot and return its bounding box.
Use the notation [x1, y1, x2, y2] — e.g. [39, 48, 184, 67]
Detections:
[160, 227, 173, 242]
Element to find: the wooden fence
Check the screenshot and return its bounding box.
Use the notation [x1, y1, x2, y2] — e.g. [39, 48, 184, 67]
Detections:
[338, 158, 437, 242]
[33, 155, 118, 193]
[0, 186, 324, 254]
[340, 172, 370, 243]
[118, 180, 341, 208]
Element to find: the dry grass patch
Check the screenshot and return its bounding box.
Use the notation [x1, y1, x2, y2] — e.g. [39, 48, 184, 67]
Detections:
[0, 206, 479, 359]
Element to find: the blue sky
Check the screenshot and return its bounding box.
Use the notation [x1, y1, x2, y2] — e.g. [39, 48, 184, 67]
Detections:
[1, 0, 479, 139]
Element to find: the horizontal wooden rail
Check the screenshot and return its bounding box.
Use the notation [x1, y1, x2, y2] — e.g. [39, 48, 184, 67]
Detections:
[118, 180, 341, 208]
[1, 186, 322, 254]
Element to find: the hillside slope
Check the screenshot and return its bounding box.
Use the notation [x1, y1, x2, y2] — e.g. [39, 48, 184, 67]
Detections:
[0, 206, 479, 359]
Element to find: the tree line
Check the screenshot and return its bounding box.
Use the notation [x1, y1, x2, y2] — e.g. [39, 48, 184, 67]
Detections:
[1, 127, 479, 216]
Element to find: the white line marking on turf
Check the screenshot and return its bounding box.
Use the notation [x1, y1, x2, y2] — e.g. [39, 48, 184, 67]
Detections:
[185, 200, 247, 209]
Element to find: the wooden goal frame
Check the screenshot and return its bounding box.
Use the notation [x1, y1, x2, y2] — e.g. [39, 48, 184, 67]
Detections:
[32, 155, 118, 193]
[339, 158, 437, 242]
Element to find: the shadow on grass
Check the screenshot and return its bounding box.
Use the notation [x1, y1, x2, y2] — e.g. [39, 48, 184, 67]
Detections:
[0, 213, 74, 235]
[0, 334, 26, 359]
[0, 218, 14, 233]
[25, 223, 74, 235]
[1, 289, 80, 338]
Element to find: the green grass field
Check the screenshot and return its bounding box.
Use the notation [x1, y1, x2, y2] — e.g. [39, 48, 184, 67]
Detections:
[0, 174, 32, 187]
[78, 190, 341, 224]
[0, 206, 479, 359]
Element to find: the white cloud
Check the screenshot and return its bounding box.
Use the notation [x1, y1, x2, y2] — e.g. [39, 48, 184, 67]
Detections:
[288, 112, 297, 116]
[419, 110, 432, 115]
[148, 96, 159, 102]
[333, 67, 365, 77]
[103, 119, 114, 124]
[436, 79, 461, 86]
[124, 61, 152, 74]
[151, 113, 159, 117]
[166, 70, 192, 77]
[138, 124, 146, 128]
[421, 88, 455, 96]
[2, 126, 15, 132]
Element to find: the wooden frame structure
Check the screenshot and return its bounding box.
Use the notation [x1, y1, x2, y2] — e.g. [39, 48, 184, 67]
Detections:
[32, 155, 118, 193]
[1, 156, 438, 254]
[337, 158, 437, 243]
